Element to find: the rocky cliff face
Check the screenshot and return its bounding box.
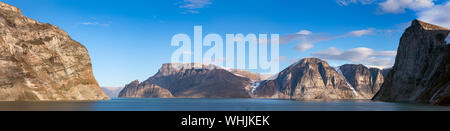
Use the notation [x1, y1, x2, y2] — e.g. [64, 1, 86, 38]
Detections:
[381, 68, 392, 79]
[119, 63, 252, 98]
[253, 58, 358, 100]
[339, 64, 384, 98]
[0, 2, 109, 101]
[373, 20, 450, 105]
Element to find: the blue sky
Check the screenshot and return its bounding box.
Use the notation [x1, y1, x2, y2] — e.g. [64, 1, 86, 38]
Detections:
[2, 0, 449, 87]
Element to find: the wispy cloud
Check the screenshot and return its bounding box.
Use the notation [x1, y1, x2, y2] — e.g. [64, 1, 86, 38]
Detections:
[311, 47, 396, 68]
[378, 0, 434, 14]
[337, 0, 449, 31]
[178, 0, 212, 14]
[296, 30, 313, 35]
[347, 28, 375, 37]
[80, 22, 110, 27]
[281, 28, 375, 52]
[417, 1, 450, 28]
[337, 0, 377, 6]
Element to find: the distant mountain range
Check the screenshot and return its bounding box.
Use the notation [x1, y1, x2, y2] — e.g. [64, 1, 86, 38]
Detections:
[118, 59, 388, 100]
[118, 20, 449, 106]
[119, 63, 253, 98]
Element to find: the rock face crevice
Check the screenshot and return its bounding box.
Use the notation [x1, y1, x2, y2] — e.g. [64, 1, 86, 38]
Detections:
[0, 2, 109, 101]
[339, 64, 384, 98]
[373, 20, 450, 105]
[253, 58, 358, 100]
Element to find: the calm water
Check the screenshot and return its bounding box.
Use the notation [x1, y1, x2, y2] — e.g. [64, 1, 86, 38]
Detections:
[0, 98, 449, 111]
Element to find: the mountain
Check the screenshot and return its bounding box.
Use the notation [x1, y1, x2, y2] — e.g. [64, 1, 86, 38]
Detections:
[253, 58, 359, 100]
[338, 64, 384, 98]
[119, 63, 252, 98]
[0, 2, 108, 100]
[373, 20, 450, 105]
[119, 80, 173, 98]
[101, 87, 124, 98]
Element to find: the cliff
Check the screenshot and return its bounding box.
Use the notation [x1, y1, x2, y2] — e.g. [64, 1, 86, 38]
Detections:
[373, 20, 450, 106]
[0, 2, 109, 101]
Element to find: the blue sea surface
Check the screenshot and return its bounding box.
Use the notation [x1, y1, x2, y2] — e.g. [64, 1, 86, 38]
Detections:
[0, 98, 449, 111]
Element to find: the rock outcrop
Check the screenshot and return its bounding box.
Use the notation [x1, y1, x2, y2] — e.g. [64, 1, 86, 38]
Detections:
[119, 80, 173, 98]
[0, 2, 109, 101]
[338, 64, 384, 98]
[373, 20, 450, 105]
[253, 58, 358, 100]
[119, 63, 252, 98]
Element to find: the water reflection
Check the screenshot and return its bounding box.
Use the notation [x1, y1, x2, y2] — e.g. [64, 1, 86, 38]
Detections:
[0, 98, 449, 111]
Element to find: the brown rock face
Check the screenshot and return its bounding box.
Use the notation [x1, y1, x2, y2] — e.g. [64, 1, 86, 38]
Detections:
[339, 64, 384, 98]
[119, 80, 173, 98]
[119, 63, 252, 98]
[373, 20, 450, 105]
[0, 2, 109, 101]
[254, 58, 358, 100]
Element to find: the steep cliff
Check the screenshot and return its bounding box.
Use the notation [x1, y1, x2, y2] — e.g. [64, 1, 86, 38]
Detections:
[0, 2, 109, 101]
[253, 58, 358, 100]
[119, 63, 252, 98]
[373, 20, 450, 105]
[339, 64, 384, 98]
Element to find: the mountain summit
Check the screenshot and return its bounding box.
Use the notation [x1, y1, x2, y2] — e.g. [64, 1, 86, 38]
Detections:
[119, 63, 253, 98]
[253, 58, 360, 100]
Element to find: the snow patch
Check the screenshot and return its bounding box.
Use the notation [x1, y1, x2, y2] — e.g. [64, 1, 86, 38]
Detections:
[233, 73, 245, 78]
[334, 66, 359, 96]
[446, 34, 449, 44]
[250, 81, 261, 93]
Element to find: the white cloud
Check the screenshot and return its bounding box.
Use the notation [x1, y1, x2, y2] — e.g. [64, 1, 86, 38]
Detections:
[378, 0, 434, 13]
[178, 0, 212, 13]
[417, 1, 450, 28]
[295, 41, 315, 52]
[337, 0, 376, 6]
[296, 30, 313, 35]
[347, 28, 375, 37]
[311, 47, 397, 68]
[80, 22, 110, 27]
[281, 28, 376, 52]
